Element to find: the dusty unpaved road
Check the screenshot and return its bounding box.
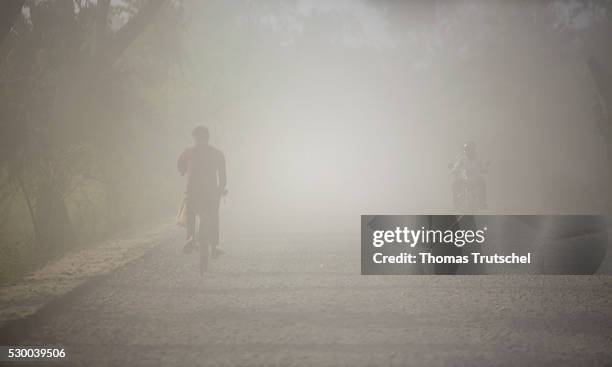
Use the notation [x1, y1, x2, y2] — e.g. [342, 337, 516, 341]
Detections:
[5, 234, 612, 366]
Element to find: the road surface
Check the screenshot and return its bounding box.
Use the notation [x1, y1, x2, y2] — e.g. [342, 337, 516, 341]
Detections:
[6, 234, 612, 366]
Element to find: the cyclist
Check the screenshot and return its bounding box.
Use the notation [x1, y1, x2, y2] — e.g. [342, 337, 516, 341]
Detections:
[450, 141, 488, 209]
[177, 126, 227, 259]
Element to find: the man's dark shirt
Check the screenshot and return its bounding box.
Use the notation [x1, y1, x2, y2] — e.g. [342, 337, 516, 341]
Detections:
[178, 144, 226, 207]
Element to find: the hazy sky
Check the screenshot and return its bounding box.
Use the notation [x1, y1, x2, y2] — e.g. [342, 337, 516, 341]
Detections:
[159, 0, 612, 236]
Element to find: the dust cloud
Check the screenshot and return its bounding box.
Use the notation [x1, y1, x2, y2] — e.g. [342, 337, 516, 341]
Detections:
[158, 0, 609, 236]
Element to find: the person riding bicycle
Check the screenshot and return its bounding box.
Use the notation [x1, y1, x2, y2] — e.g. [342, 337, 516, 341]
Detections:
[177, 125, 227, 258]
[450, 141, 487, 209]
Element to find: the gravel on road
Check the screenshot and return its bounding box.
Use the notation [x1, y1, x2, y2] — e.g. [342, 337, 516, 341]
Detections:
[6, 234, 612, 366]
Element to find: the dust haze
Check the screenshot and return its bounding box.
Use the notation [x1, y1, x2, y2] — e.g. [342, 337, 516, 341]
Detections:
[4, 0, 610, 241]
[2, 2, 612, 365]
[157, 0, 609, 236]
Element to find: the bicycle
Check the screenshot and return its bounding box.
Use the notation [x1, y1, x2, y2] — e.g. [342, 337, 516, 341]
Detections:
[195, 214, 210, 276]
[196, 190, 226, 276]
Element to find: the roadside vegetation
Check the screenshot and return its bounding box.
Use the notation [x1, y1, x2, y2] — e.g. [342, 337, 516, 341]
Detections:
[0, 0, 183, 283]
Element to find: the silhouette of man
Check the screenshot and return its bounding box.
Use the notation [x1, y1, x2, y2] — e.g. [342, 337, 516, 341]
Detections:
[177, 126, 227, 258]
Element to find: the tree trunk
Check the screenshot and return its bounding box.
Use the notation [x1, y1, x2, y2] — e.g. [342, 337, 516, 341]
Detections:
[16, 174, 38, 242]
[35, 180, 77, 251]
[103, 0, 166, 64]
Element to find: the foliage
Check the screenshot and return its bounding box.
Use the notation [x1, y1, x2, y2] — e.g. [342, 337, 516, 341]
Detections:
[0, 0, 182, 283]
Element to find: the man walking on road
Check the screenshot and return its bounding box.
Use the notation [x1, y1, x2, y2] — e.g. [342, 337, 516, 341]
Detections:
[177, 126, 227, 258]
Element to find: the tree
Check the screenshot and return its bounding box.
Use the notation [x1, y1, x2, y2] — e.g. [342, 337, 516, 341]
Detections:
[0, 0, 172, 256]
